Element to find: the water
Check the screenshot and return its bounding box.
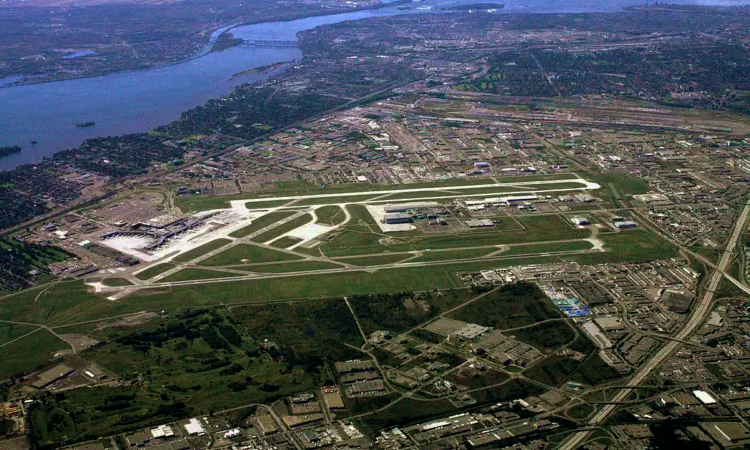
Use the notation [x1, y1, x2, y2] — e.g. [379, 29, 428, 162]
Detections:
[0, 0, 746, 170]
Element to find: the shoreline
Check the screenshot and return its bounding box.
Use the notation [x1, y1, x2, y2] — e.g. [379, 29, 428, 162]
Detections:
[0, 0, 410, 90]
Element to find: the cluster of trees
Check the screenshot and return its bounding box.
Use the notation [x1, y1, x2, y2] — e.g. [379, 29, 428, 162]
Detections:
[0, 237, 73, 292]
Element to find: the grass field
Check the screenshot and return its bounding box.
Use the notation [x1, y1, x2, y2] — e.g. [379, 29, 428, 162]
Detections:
[28, 310, 318, 448]
[0, 322, 39, 346]
[250, 214, 312, 243]
[171, 239, 232, 263]
[510, 320, 576, 351]
[408, 247, 499, 263]
[231, 298, 363, 360]
[269, 236, 303, 249]
[199, 244, 301, 266]
[448, 282, 562, 330]
[246, 261, 343, 273]
[100, 278, 134, 287]
[159, 269, 239, 283]
[333, 254, 415, 266]
[319, 213, 589, 258]
[565, 229, 677, 264]
[502, 240, 594, 256]
[349, 288, 477, 334]
[0, 329, 69, 378]
[228, 211, 295, 238]
[134, 263, 175, 280]
[315, 205, 346, 225]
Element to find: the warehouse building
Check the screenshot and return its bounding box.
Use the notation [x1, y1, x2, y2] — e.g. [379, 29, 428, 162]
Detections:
[383, 202, 439, 213]
[571, 217, 591, 226]
[31, 364, 75, 389]
[614, 220, 638, 229]
[465, 219, 494, 228]
[384, 213, 413, 224]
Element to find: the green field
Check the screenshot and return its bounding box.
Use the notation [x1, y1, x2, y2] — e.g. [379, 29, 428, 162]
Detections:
[269, 236, 303, 249]
[509, 320, 576, 351]
[502, 240, 594, 256]
[171, 239, 232, 263]
[244, 199, 293, 209]
[228, 211, 295, 238]
[231, 298, 363, 360]
[245, 261, 344, 273]
[314, 205, 346, 225]
[134, 263, 175, 280]
[159, 269, 239, 283]
[448, 282, 562, 330]
[250, 214, 312, 243]
[319, 213, 589, 257]
[0, 329, 70, 378]
[100, 278, 134, 287]
[408, 247, 499, 263]
[564, 229, 677, 264]
[198, 244, 302, 266]
[0, 322, 39, 346]
[333, 254, 415, 266]
[349, 289, 477, 334]
[28, 310, 317, 448]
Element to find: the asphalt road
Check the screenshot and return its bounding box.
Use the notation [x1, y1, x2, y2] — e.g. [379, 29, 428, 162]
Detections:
[557, 198, 750, 450]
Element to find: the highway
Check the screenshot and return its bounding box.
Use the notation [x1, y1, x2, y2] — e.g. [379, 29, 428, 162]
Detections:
[557, 198, 750, 450]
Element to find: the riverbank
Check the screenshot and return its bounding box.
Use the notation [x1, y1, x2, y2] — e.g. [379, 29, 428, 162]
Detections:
[0, 0, 409, 89]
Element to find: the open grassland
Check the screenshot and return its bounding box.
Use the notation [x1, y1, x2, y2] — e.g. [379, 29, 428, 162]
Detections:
[269, 236, 303, 249]
[160, 269, 239, 283]
[319, 213, 589, 257]
[244, 261, 344, 273]
[28, 310, 319, 448]
[408, 247, 499, 263]
[231, 298, 363, 360]
[250, 214, 312, 243]
[333, 253, 415, 266]
[564, 229, 677, 264]
[228, 211, 295, 238]
[448, 282, 562, 330]
[314, 205, 346, 225]
[177, 174, 583, 212]
[0, 322, 39, 345]
[0, 329, 69, 378]
[502, 239, 594, 256]
[198, 244, 301, 266]
[100, 278, 134, 287]
[349, 288, 477, 334]
[171, 239, 232, 263]
[134, 263, 175, 280]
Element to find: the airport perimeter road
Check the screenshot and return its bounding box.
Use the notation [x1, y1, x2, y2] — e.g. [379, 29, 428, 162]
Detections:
[557, 199, 750, 450]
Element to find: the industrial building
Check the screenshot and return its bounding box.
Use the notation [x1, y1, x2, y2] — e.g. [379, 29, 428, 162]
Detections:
[383, 202, 440, 213]
[31, 364, 75, 389]
[384, 213, 413, 224]
[571, 217, 590, 226]
[614, 220, 638, 229]
[465, 219, 494, 228]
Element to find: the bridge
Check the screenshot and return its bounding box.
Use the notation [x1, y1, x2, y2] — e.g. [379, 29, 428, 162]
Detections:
[238, 39, 299, 49]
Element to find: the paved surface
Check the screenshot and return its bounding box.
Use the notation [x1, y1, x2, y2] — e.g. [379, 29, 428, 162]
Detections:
[557, 199, 750, 450]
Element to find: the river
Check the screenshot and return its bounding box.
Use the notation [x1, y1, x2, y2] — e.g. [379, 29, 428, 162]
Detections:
[0, 0, 745, 170]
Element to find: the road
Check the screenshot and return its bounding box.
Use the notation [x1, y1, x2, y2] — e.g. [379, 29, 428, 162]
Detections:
[557, 198, 750, 450]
